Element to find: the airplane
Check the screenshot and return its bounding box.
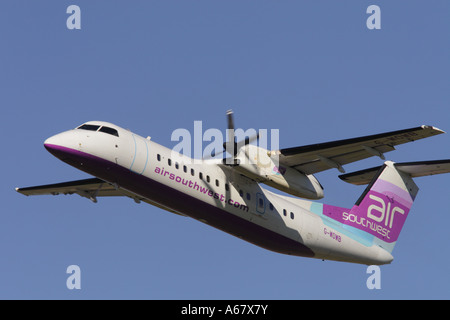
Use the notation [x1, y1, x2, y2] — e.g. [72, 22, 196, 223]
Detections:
[16, 111, 450, 265]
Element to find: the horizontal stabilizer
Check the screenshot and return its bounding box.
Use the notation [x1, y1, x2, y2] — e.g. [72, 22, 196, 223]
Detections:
[339, 159, 450, 185]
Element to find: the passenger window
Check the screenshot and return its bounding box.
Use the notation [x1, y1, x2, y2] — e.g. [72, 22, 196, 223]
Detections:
[246, 193, 251, 200]
[269, 203, 274, 211]
[168, 159, 172, 166]
[183, 165, 187, 173]
[157, 154, 161, 161]
[290, 212, 294, 219]
[191, 168, 195, 176]
[199, 172, 203, 180]
[239, 190, 243, 197]
[215, 179, 219, 187]
[99, 126, 119, 137]
[206, 175, 210, 183]
[175, 162, 179, 169]
[225, 183, 229, 192]
[283, 209, 287, 217]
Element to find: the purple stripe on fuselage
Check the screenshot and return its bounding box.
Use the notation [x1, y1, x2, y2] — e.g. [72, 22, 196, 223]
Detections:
[44, 143, 315, 258]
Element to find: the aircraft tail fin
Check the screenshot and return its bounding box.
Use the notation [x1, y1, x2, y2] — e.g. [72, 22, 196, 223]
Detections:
[338, 160, 450, 253]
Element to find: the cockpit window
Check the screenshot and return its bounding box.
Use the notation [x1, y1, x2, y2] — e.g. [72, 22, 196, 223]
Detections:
[77, 124, 100, 131]
[99, 126, 119, 137]
[76, 124, 119, 137]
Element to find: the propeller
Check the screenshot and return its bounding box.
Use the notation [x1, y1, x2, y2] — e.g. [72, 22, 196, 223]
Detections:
[206, 109, 259, 164]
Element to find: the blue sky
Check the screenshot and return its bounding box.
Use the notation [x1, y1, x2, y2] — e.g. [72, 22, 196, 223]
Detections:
[2, 1, 449, 299]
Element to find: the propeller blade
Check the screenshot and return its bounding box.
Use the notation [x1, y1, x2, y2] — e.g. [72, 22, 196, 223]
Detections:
[244, 133, 259, 145]
[203, 149, 224, 160]
[236, 133, 259, 151]
[226, 109, 235, 144]
[223, 141, 237, 157]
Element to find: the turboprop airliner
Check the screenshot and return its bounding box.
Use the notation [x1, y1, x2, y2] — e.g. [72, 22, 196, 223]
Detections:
[16, 111, 450, 265]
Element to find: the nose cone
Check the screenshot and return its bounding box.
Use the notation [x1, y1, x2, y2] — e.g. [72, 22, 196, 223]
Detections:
[44, 134, 64, 155]
[43, 132, 76, 160]
[43, 131, 90, 171]
[44, 134, 59, 148]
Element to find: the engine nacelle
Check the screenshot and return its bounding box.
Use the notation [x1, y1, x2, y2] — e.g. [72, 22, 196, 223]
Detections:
[234, 145, 324, 199]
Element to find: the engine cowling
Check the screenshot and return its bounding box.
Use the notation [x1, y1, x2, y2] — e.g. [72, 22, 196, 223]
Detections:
[233, 145, 324, 199]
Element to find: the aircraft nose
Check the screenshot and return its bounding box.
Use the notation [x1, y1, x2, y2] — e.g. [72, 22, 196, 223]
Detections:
[43, 132, 75, 159]
[44, 135, 57, 147]
[44, 134, 63, 153]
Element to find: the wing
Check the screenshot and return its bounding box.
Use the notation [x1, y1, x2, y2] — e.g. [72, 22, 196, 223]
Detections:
[16, 178, 133, 202]
[16, 178, 186, 216]
[274, 125, 445, 174]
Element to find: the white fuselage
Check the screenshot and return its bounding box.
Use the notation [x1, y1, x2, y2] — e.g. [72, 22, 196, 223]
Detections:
[43, 121, 393, 265]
